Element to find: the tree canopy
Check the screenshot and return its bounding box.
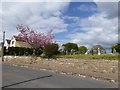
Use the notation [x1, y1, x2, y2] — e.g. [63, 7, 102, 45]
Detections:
[17, 24, 54, 49]
[62, 42, 78, 53]
[78, 46, 87, 54]
[112, 44, 120, 53]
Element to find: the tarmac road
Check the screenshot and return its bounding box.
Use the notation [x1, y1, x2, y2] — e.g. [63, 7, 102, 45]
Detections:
[2, 63, 118, 88]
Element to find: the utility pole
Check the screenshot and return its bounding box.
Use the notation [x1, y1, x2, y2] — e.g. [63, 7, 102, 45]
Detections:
[2, 31, 5, 61]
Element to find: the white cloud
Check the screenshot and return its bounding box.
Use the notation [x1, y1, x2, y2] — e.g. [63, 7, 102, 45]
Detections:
[1, 2, 70, 40]
[80, 13, 118, 32]
[1, 0, 71, 2]
[24, 16, 68, 33]
[0, 1, 118, 52]
[2, 0, 119, 2]
[95, 2, 118, 19]
[64, 2, 118, 52]
[67, 12, 118, 50]
[94, 0, 119, 2]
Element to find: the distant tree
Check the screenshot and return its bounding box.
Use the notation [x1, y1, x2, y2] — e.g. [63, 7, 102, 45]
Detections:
[78, 46, 87, 54]
[62, 42, 78, 54]
[112, 44, 120, 53]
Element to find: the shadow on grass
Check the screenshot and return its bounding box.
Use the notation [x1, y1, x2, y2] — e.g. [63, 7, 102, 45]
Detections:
[2, 75, 52, 88]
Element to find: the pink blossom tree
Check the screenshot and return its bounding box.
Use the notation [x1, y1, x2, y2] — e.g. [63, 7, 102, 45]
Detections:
[16, 24, 54, 55]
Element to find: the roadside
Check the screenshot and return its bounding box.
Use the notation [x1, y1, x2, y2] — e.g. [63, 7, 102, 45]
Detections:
[3, 63, 117, 88]
[3, 56, 118, 83]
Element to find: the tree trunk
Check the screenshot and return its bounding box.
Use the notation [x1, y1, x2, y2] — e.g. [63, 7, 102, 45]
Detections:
[30, 48, 37, 64]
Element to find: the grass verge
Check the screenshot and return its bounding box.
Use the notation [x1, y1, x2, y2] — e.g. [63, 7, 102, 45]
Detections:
[56, 54, 119, 60]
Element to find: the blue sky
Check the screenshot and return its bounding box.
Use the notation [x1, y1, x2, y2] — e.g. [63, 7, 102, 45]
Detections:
[55, 2, 97, 41]
[0, 0, 118, 52]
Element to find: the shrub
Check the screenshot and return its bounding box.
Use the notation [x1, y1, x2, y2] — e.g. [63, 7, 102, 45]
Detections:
[43, 43, 59, 59]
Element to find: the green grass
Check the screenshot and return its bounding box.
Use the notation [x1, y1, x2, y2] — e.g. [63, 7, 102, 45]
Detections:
[56, 54, 119, 60]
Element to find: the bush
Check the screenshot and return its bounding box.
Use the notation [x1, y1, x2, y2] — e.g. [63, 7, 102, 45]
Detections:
[43, 43, 59, 59]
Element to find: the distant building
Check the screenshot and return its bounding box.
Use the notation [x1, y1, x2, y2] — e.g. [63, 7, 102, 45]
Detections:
[87, 45, 106, 55]
[10, 35, 32, 48]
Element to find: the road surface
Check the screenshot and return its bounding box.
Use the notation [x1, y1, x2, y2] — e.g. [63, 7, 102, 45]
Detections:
[2, 63, 118, 88]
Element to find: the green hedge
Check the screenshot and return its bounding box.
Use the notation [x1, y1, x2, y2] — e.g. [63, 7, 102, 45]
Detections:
[4, 47, 42, 56]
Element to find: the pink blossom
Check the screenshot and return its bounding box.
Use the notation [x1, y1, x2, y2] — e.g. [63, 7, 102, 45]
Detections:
[16, 24, 54, 49]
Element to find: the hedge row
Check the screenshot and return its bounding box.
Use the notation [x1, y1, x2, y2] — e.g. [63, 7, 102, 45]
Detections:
[4, 47, 42, 56]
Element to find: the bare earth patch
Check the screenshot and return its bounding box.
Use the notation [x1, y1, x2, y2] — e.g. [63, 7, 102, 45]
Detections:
[3, 56, 118, 83]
